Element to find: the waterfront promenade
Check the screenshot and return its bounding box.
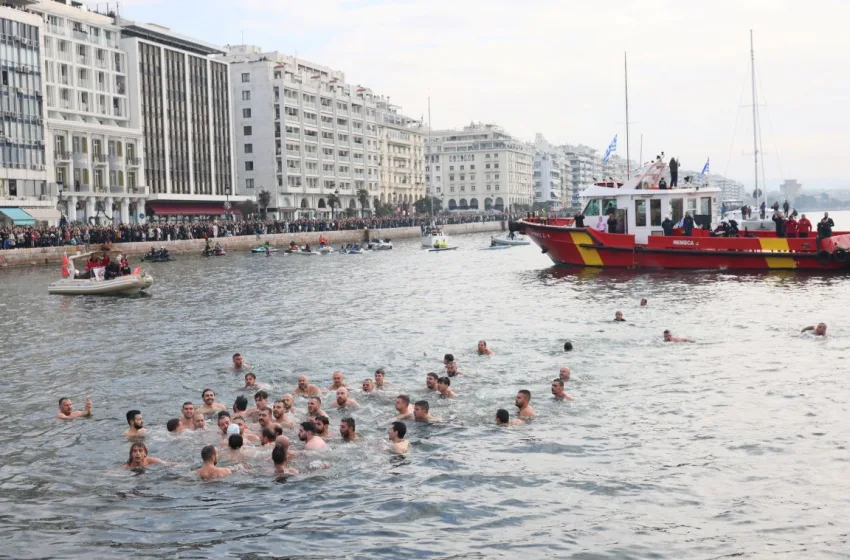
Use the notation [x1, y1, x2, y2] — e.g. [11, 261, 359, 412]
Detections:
[0, 220, 504, 268]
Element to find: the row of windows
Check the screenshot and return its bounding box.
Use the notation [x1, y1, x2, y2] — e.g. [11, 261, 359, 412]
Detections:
[0, 143, 45, 168]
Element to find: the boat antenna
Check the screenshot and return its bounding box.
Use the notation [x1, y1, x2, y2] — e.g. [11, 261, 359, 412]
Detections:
[750, 30, 760, 209]
[624, 52, 631, 179]
[428, 96, 433, 217]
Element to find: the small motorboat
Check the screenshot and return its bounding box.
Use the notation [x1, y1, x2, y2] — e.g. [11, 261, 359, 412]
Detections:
[202, 246, 226, 257]
[318, 245, 335, 255]
[49, 252, 153, 295]
[491, 232, 530, 246]
[422, 225, 449, 248]
[293, 250, 320, 256]
[428, 246, 458, 252]
[367, 238, 393, 250]
[252, 245, 278, 254]
[480, 245, 510, 251]
[141, 247, 174, 262]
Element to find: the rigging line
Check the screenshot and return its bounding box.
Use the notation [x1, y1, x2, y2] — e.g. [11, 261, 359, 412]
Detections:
[722, 61, 751, 182]
[756, 66, 786, 182]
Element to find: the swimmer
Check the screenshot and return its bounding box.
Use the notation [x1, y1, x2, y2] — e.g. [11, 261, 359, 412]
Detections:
[388, 421, 409, 454]
[445, 361, 463, 377]
[559, 367, 571, 381]
[335, 387, 359, 409]
[216, 411, 231, 436]
[197, 389, 226, 414]
[272, 443, 298, 475]
[123, 409, 147, 438]
[56, 396, 92, 420]
[413, 400, 438, 422]
[272, 400, 294, 428]
[260, 428, 277, 447]
[375, 368, 389, 389]
[425, 372, 439, 391]
[306, 396, 326, 419]
[496, 408, 523, 426]
[196, 445, 232, 480]
[282, 393, 299, 416]
[257, 408, 274, 431]
[443, 353, 454, 365]
[180, 401, 196, 430]
[232, 396, 249, 416]
[223, 434, 249, 463]
[243, 372, 269, 390]
[563, 341, 573, 352]
[477, 340, 494, 356]
[551, 379, 575, 401]
[298, 421, 328, 450]
[122, 442, 162, 470]
[314, 415, 331, 439]
[395, 395, 414, 419]
[232, 416, 261, 442]
[232, 353, 246, 370]
[293, 376, 321, 397]
[801, 323, 827, 336]
[663, 329, 693, 343]
[362, 379, 376, 393]
[515, 390, 535, 418]
[328, 371, 347, 391]
[437, 377, 456, 399]
[192, 412, 207, 431]
[640, 298, 647, 306]
[340, 417, 358, 442]
[614, 311, 625, 322]
[166, 418, 184, 433]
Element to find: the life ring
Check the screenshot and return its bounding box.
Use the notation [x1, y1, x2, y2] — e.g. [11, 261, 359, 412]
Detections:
[833, 249, 848, 263]
[815, 250, 832, 265]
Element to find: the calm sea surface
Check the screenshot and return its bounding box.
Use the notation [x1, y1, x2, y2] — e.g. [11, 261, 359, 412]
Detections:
[1, 214, 849, 559]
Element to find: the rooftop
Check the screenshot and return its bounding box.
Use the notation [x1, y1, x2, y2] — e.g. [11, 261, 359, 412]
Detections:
[120, 20, 225, 56]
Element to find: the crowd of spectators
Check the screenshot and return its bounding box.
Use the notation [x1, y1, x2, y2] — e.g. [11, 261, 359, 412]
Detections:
[0, 213, 510, 250]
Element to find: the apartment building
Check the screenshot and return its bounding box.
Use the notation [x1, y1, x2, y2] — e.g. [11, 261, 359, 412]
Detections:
[375, 99, 424, 213]
[531, 134, 570, 210]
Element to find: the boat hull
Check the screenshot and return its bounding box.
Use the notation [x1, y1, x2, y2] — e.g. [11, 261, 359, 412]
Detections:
[48, 274, 154, 295]
[517, 221, 849, 271]
[491, 237, 530, 246]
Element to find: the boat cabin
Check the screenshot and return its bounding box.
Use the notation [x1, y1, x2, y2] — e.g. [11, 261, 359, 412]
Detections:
[580, 161, 721, 244]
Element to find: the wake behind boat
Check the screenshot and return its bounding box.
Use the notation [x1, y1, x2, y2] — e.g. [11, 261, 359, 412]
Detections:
[48, 251, 153, 295]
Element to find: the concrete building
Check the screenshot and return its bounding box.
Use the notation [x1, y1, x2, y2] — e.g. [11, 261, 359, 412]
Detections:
[779, 179, 802, 204]
[217, 45, 381, 219]
[564, 144, 601, 211]
[375, 98, 424, 214]
[531, 134, 570, 210]
[121, 21, 235, 220]
[425, 123, 532, 212]
[0, 4, 58, 226]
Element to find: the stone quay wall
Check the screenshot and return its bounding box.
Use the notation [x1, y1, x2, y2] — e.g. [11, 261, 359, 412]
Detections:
[0, 221, 505, 269]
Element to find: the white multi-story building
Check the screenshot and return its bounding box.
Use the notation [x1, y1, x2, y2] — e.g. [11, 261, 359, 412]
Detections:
[564, 144, 601, 211]
[532, 134, 570, 210]
[375, 99, 424, 213]
[425, 123, 532, 212]
[217, 45, 380, 219]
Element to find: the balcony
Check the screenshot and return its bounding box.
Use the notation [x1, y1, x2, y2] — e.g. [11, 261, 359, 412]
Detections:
[47, 24, 65, 36]
[77, 56, 89, 66]
[95, 57, 108, 69]
[56, 50, 72, 62]
[72, 30, 88, 41]
[55, 151, 71, 161]
[126, 157, 141, 166]
[93, 154, 108, 165]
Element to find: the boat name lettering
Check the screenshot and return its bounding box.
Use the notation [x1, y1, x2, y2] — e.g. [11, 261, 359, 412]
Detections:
[672, 240, 696, 246]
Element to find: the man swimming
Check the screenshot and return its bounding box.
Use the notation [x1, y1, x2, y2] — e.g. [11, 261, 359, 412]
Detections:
[197, 389, 226, 414]
[388, 421, 410, 454]
[425, 372, 439, 391]
[294, 376, 321, 396]
[192, 413, 207, 430]
[272, 400, 295, 428]
[232, 416, 261, 442]
[166, 418, 184, 433]
[180, 402, 196, 430]
[614, 311, 625, 322]
[413, 400, 438, 422]
[477, 340, 494, 356]
[124, 409, 147, 438]
[56, 397, 92, 420]
[375, 368, 389, 389]
[306, 396, 326, 419]
[216, 411, 231, 436]
[515, 390, 536, 418]
[282, 393, 299, 416]
[551, 379, 575, 401]
[122, 443, 162, 470]
[232, 353, 246, 370]
[801, 323, 827, 336]
[340, 417, 358, 442]
[232, 396, 249, 416]
[328, 371, 347, 391]
[559, 367, 571, 381]
[335, 387, 359, 409]
[196, 445, 232, 480]
[314, 415, 331, 439]
[362, 378, 376, 393]
[243, 372, 269, 390]
[640, 298, 648, 307]
[445, 362, 463, 377]
[298, 421, 328, 450]
[272, 443, 298, 475]
[247, 391, 270, 419]
[496, 409, 522, 426]
[437, 377, 456, 399]
[260, 428, 277, 447]
[663, 329, 693, 343]
[395, 395, 414, 419]
[443, 353, 454, 365]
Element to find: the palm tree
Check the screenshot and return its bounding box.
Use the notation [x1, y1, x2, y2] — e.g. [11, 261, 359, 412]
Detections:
[357, 188, 370, 217]
[257, 190, 271, 219]
[327, 191, 340, 220]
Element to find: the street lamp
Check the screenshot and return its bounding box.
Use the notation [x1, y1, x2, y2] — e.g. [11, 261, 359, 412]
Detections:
[333, 188, 339, 220]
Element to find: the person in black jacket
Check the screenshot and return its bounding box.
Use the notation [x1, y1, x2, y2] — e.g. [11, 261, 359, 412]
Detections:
[682, 212, 694, 236]
[669, 157, 679, 187]
[573, 211, 585, 228]
[661, 216, 674, 236]
[607, 212, 618, 233]
[772, 211, 785, 237]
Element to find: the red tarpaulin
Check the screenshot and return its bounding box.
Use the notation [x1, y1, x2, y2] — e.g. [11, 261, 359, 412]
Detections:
[146, 202, 241, 216]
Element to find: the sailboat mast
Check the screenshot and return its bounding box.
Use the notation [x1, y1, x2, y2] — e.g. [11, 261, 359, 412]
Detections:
[624, 52, 631, 179]
[750, 30, 759, 207]
[428, 96, 433, 217]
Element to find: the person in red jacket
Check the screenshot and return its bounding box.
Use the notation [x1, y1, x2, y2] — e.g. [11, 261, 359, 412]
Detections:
[798, 214, 812, 238]
[785, 215, 798, 238]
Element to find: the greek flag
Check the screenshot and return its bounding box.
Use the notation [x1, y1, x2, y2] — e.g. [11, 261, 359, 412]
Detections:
[697, 158, 710, 181]
[603, 135, 617, 164]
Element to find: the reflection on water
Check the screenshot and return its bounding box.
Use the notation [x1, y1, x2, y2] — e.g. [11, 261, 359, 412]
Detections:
[1, 232, 849, 558]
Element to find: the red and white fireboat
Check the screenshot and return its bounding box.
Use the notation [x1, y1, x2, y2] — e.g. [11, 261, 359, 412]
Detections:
[514, 161, 850, 271]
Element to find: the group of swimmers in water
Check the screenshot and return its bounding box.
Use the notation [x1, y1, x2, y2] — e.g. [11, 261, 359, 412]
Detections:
[55, 341, 581, 480]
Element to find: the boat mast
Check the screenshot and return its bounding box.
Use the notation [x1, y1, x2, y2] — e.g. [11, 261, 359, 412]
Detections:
[750, 30, 760, 209]
[427, 96, 433, 217]
[624, 52, 631, 179]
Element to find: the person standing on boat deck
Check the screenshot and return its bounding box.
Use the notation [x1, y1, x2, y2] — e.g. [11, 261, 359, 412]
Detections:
[662, 216, 674, 236]
[783, 200, 790, 215]
[595, 216, 607, 232]
[818, 213, 834, 239]
[573, 211, 585, 228]
[682, 212, 695, 236]
[772, 211, 785, 238]
[669, 157, 679, 187]
[798, 214, 812, 238]
[785, 215, 798, 238]
[760, 201, 766, 219]
[607, 212, 618, 234]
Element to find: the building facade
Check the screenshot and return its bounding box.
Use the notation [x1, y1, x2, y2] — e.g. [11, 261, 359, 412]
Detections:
[532, 134, 570, 210]
[779, 179, 802, 204]
[121, 21, 235, 218]
[218, 45, 382, 219]
[375, 99, 424, 213]
[564, 144, 601, 211]
[426, 123, 532, 212]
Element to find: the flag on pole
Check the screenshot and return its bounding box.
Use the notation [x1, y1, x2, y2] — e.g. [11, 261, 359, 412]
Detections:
[603, 135, 617, 164]
[697, 158, 710, 181]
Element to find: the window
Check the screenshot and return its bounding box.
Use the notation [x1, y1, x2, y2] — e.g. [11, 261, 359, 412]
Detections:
[243, 126, 252, 136]
[584, 199, 600, 216]
[285, 106, 298, 117]
[700, 197, 712, 216]
[449, 166, 454, 171]
[244, 144, 253, 154]
[246, 178, 254, 189]
[635, 200, 647, 227]
[242, 90, 251, 101]
[650, 199, 662, 226]
[245, 161, 254, 171]
[242, 108, 251, 118]
[241, 72, 250, 82]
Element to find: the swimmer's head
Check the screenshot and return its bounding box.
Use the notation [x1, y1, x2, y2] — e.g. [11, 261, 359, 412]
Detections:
[496, 409, 510, 425]
[816, 323, 827, 336]
[563, 341, 573, 352]
[166, 418, 182, 433]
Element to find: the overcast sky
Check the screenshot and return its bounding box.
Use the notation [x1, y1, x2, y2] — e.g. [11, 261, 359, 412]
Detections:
[116, 0, 849, 191]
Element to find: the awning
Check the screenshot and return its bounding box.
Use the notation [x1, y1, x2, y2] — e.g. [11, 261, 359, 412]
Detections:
[146, 202, 242, 216]
[22, 207, 62, 223]
[0, 208, 35, 225]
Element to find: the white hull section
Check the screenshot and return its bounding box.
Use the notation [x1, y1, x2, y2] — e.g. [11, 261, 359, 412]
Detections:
[48, 274, 153, 295]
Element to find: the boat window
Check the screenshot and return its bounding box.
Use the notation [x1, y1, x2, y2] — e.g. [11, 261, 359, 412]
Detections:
[700, 197, 712, 216]
[671, 198, 683, 224]
[687, 199, 697, 215]
[583, 199, 600, 216]
[602, 198, 617, 215]
[650, 199, 662, 226]
[635, 200, 647, 227]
